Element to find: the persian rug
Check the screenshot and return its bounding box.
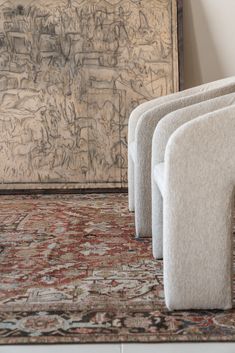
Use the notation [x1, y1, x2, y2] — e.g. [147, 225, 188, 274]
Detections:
[0, 193, 235, 344]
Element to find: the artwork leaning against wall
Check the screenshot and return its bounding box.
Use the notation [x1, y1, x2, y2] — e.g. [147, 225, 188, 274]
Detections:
[0, 0, 180, 190]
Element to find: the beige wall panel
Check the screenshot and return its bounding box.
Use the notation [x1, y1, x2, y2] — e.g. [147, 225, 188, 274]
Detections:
[183, 0, 235, 88]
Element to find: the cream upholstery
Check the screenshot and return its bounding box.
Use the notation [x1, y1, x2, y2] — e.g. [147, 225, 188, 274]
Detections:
[129, 142, 136, 163]
[128, 76, 235, 240]
[153, 163, 165, 196]
[151, 93, 235, 310]
[152, 91, 235, 259]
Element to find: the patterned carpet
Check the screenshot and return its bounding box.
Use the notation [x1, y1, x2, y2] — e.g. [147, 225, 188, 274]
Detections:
[0, 193, 235, 344]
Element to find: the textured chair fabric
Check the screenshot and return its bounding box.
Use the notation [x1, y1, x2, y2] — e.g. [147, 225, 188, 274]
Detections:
[152, 91, 235, 259]
[129, 141, 136, 163]
[152, 94, 235, 310]
[153, 163, 165, 196]
[128, 76, 235, 240]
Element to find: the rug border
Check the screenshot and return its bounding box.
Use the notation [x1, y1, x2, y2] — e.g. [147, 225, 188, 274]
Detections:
[0, 335, 235, 345]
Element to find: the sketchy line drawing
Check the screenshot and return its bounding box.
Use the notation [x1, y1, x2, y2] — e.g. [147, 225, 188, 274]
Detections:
[0, 0, 178, 189]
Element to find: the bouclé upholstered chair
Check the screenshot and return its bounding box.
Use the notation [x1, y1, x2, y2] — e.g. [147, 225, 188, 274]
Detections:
[128, 77, 235, 310]
[128, 76, 235, 242]
[152, 92, 235, 310]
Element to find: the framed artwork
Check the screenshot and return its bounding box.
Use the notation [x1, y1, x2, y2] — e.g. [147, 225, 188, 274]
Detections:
[0, 0, 182, 191]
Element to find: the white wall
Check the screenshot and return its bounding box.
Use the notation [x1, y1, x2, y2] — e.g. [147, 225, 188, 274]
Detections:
[183, 0, 235, 88]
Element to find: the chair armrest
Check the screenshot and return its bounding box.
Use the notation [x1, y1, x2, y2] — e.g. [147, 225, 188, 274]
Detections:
[136, 79, 235, 164]
[163, 105, 235, 310]
[136, 83, 235, 199]
[128, 76, 235, 146]
[152, 92, 235, 165]
[128, 95, 176, 146]
[165, 105, 235, 177]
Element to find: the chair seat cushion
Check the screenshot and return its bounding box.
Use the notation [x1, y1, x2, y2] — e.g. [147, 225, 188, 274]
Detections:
[129, 141, 136, 163]
[153, 162, 165, 196]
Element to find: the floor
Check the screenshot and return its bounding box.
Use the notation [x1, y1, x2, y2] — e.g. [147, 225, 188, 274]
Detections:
[0, 343, 235, 353]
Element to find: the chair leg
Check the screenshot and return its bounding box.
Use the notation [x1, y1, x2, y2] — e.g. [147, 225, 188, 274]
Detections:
[134, 160, 152, 238]
[164, 187, 233, 310]
[152, 180, 163, 259]
[128, 152, 135, 212]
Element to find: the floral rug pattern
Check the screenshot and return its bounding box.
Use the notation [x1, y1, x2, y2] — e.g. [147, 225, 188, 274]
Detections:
[0, 193, 234, 344]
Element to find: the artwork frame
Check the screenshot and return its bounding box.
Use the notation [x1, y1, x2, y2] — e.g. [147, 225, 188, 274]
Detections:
[0, 0, 183, 193]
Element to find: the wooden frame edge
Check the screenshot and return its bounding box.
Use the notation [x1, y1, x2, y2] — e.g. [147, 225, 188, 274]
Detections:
[177, 0, 184, 91]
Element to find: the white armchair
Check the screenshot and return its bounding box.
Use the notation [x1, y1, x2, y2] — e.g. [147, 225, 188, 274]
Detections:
[128, 77, 235, 240]
[152, 94, 235, 310]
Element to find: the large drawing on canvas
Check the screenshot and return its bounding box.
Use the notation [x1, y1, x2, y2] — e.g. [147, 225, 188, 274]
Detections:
[0, 0, 179, 190]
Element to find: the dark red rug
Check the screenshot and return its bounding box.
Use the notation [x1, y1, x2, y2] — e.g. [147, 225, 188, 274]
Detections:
[0, 193, 234, 344]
